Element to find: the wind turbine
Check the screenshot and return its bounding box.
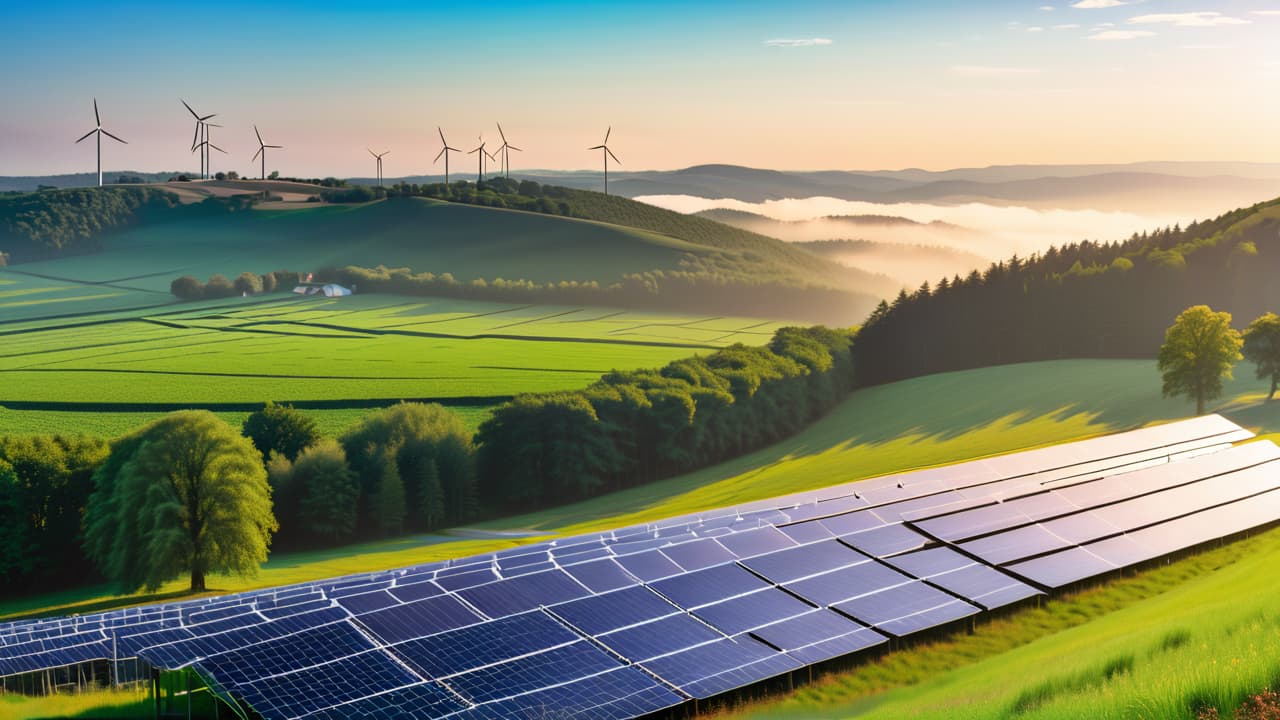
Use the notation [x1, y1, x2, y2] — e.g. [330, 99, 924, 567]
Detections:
[181, 100, 216, 179]
[588, 126, 620, 195]
[434, 127, 460, 185]
[193, 121, 226, 179]
[368, 149, 390, 186]
[252, 125, 282, 180]
[468, 137, 496, 182]
[494, 123, 522, 179]
[76, 99, 127, 188]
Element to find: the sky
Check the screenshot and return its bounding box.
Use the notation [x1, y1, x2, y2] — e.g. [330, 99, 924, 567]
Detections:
[1, 0, 1278, 178]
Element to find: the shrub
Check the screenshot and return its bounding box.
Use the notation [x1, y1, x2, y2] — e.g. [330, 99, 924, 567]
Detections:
[170, 275, 203, 300]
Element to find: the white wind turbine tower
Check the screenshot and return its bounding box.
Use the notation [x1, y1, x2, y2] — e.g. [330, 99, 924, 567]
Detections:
[434, 127, 460, 185]
[181, 100, 217, 179]
[75, 99, 127, 188]
[495, 122, 522, 179]
[368, 149, 390, 186]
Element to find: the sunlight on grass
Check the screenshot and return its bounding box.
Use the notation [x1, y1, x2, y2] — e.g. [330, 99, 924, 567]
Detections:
[2, 687, 150, 720]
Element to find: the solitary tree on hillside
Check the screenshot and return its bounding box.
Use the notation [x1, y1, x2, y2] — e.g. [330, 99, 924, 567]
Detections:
[243, 402, 319, 462]
[1157, 305, 1243, 415]
[1243, 312, 1280, 400]
[82, 411, 277, 592]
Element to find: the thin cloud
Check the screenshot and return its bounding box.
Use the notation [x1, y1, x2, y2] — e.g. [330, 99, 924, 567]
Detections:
[1040, 5, 1056, 10]
[1088, 29, 1157, 39]
[1054, 23, 1082, 28]
[950, 65, 1042, 77]
[1250, 10, 1280, 15]
[1128, 12, 1250, 27]
[1072, 0, 1132, 8]
[1027, 26, 1046, 32]
[764, 38, 833, 47]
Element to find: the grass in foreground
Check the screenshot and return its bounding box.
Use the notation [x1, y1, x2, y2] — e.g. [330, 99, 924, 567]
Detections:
[1, 687, 150, 720]
[716, 525, 1280, 719]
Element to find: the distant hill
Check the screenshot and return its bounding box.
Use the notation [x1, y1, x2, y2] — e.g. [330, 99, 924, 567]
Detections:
[794, 239, 990, 289]
[853, 196, 1280, 385]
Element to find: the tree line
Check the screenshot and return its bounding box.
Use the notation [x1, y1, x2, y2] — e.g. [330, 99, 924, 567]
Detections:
[0, 187, 181, 261]
[0, 324, 853, 597]
[852, 199, 1280, 386]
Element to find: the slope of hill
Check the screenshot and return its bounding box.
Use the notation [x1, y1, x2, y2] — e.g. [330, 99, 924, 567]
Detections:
[855, 196, 1280, 385]
[795, 239, 990, 288]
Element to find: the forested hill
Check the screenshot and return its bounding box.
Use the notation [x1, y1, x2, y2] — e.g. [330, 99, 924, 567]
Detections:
[853, 197, 1280, 385]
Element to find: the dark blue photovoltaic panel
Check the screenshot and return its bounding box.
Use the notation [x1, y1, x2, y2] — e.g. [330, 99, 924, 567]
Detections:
[650, 563, 768, 609]
[752, 610, 887, 663]
[457, 570, 590, 618]
[884, 547, 974, 578]
[562, 558, 639, 593]
[433, 567, 499, 592]
[818, 509, 884, 536]
[741, 539, 868, 583]
[597, 614, 724, 662]
[390, 611, 576, 679]
[640, 635, 801, 699]
[841, 523, 930, 557]
[784, 561, 913, 607]
[693, 588, 814, 635]
[470, 667, 684, 720]
[357, 594, 483, 644]
[550, 586, 679, 636]
[299, 681, 466, 719]
[660, 538, 735, 571]
[716, 526, 796, 558]
[778, 521, 834, 544]
[196, 621, 375, 687]
[445, 641, 624, 703]
[835, 582, 979, 637]
[388, 580, 444, 603]
[922, 564, 1041, 609]
[234, 650, 419, 719]
[335, 590, 399, 615]
[960, 524, 1070, 565]
[259, 599, 333, 620]
[0, 641, 110, 675]
[614, 550, 683, 582]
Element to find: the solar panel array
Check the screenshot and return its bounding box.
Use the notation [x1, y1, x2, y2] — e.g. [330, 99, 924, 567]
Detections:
[2, 415, 1274, 720]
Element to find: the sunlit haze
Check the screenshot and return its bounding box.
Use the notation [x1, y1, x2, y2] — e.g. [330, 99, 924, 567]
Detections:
[2, 0, 1278, 178]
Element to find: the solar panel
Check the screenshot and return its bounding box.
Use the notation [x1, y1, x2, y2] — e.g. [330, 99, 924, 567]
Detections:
[639, 635, 801, 699]
[549, 586, 680, 636]
[596, 614, 725, 662]
[693, 588, 815, 635]
[357, 594, 483, 644]
[834, 581, 980, 637]
[390, 611, 576, 680]
[751, 610, 888, 664]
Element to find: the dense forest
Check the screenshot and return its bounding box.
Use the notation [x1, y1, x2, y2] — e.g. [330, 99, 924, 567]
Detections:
[853, 199, 1280, 385]
[0, 187, 182, 261]
[0, 325, 856, 596]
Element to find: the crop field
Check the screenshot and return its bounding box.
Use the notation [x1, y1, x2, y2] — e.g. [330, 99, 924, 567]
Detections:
[0, 292, 786, 433]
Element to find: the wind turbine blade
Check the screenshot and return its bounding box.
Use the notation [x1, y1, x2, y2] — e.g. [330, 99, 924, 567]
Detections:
[369, 148, 377, 158]
[101, 129, 127, 144]
[266, 145, 283, 149]
[199, 113, 217, 122]
[604, 126, 611, 144]
[205, 123, 223, 128]
[255, 125, 263, 145]
[252, 147, 263, 161]
[497, 122, 507, 143]
[438, 126, 448, 145]
[588, 145, 605, 150]
[468, 147, 480, 154]
[191, 123, 201, 151]
[209, 143, 227, 154]
[75, 129, 97, 144]
[508, 145, 523, 152]
[606, 148, 620, 164]
[94, 99, 100, 126]
[182, 99, 199, 119]
[382, 151, 390, 158]
[434, 147, 446, 163]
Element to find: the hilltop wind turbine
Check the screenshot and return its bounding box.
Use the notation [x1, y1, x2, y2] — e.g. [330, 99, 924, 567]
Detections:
[369, 149, 390, 186]
[181, 100, 216, 179]
[468, 137, 496, 182]
[588, 126, 620, 195]
[434, 127, 460, 185]
[75, 99, 127, 188]
[252, 125, 283, 180]
[192, 134, 227, 177]
[494, 123, 522, 179]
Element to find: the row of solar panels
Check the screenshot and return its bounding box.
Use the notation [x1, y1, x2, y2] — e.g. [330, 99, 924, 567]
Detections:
[2, 415, 1272, 720]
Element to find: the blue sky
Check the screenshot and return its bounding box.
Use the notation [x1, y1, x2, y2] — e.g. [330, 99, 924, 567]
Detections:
[1, 0, 1277, 176]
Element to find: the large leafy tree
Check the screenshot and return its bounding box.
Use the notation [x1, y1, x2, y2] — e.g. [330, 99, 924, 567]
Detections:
[83, 411, 277, 592]
[242, 402, 319, 462]
[1243, 312, 1280, 400]
[1157, 305, 1243, 415]
[293, 439, 359, 542]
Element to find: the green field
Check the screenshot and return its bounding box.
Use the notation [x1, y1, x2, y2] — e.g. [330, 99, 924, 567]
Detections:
[0, 292, 787, 433]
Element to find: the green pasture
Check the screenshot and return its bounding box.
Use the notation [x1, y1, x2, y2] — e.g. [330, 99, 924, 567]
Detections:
[0, 294, 785, 413]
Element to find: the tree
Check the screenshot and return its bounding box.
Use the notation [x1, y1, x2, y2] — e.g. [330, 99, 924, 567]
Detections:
[233, 271, 263, 296]
[293, 439, 359, 542]
[0, 460, 33, 587]
[170, 275, 203, 300]
[203, 274, 236, 298]
[268, 171, 279, 180]
[1243, 312, 1280, 400]
[82, 411, 277, 592]
[242, 402, 319, 462]
[370, 448, 405, 537]
[1157, 305, 1243, 415]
